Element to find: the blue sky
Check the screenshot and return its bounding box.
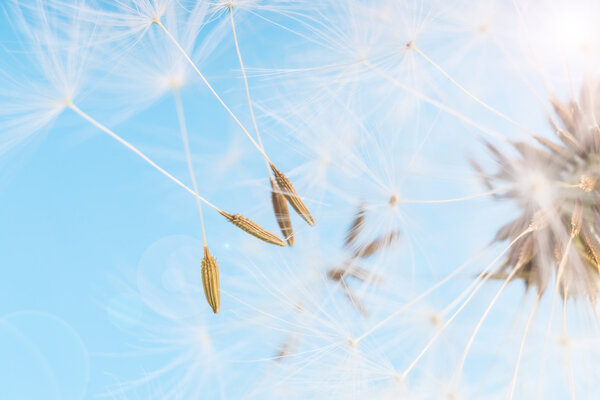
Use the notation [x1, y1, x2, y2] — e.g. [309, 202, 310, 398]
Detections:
[2, 1, 600, 399]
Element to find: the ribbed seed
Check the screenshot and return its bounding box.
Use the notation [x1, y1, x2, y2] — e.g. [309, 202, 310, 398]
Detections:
[270, 163, 315, 226]
[219, 210, 286, 247]
[571, 198, 584, 236]
[201, 246, 220, 314]
[581, 225, 600, 266]
[270, 178, 294, 246]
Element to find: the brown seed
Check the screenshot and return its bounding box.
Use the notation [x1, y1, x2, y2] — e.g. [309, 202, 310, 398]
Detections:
[590, 126, 600, 153]
[549, 96, 576, 133]
[201, 246, 220, 314]
[345, 204, 366, 248]
[353, 230, 401, 259]
[219, 210, 286, 247]
[571, 198, 584, 237]
[556, 128, 584, 154]
[479, 270, 531, 282]
[270, 178, 294, 246]
[580, 225, 600, 266]
[515, 235, 535, 268]
[533, 135, 572, 160]
[270, 163, 315, 226]
[494, 215, 531, 243]
[469, 158, 496, 193]
[513, 141, 556, 166]
[327, 267, 346, 282]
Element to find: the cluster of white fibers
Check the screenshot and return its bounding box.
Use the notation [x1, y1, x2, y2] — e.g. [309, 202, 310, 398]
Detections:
[2, 0, 600, 399]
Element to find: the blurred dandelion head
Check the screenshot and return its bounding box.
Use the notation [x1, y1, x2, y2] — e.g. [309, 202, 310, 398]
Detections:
[480, 82, 600, 299]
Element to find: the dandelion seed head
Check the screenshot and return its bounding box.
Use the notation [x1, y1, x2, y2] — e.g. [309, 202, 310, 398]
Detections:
[210, 0, 309, 15]
[479, 81, 600, 300]
[109, 0, 171, 31]
[0, 0, 101, 164]
[515, 169, 556, 210]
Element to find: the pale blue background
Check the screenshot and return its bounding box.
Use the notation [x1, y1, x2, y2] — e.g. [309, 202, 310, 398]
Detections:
[0, 2, 582, 399]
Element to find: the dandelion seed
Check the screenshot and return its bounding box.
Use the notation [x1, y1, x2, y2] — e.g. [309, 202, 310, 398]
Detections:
[270, 162, 315, 226]
[201, 246, 220, 314]
[173, 85, 224, 315]
[580, 225, 600, 266]
[271, 178, 294, 246]
[353, 230, 401, 259]
[344, 203, 366, 247]
[571, 198, 583, 237]
[227, 5, 297, 246]
[218, 210, 286, 247]
[327, 208, 392, 316]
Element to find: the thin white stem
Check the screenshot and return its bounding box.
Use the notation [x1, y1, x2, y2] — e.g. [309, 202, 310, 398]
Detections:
[354, 250, 481, 344]
[67, 101, 221, 213]
[507, 293, 541, 400]
[400, 186, 511, 204]
[357, 228, 529, 345]
[172, 87, 208, 246]
[563, 295, 576, 400]
[411, 44, 538, 138]
[488, 33, 560, 129]
[153, 19, 271, 163]
[362, 60, 510, 143]
[228, 7, 272, 177]
[510, 0, 552, 98]
[535, 235, 575, 399]
[455, 256, 528, 376]
[400, 228, 532, 378]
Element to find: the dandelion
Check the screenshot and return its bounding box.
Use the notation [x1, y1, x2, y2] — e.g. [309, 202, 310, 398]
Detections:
[477, 82, 600, 300]
[6, 0, 600, 399]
